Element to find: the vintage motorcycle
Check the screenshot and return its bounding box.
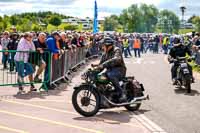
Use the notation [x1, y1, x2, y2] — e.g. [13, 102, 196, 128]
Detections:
[172, 57, 193, 93]
[72, 68, 149, 117]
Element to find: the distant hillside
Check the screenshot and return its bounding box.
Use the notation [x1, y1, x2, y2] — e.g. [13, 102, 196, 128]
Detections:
[0, 11, 73, 32]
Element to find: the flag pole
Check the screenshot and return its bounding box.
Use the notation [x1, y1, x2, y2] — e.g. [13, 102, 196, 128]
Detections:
[93, 0, 98, 33]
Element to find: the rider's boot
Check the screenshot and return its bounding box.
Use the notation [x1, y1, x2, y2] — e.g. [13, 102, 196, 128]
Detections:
[172, 78, 178, 85]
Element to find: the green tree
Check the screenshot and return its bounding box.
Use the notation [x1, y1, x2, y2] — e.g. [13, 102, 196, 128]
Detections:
[192, 16, 200, 32]
[0, 16, 3, 22]
[103, 15, 120, 31]
[32, 24, 43, 32]
[188, 15, 196, 23]
[140, 4, 159, 32]
[158, 10, 180, 33]
[64, 24, 78, 31]
[9, 15, 18, 26]
[2, 20, 8, 31]
[117, 4, 158, 32]
[0, 22, 3, 32]
[49, 16, 61, 27]
[17, 18, 32, 32]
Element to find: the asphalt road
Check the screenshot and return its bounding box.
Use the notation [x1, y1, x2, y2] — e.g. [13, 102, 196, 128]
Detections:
[0, 52, 199, 133]
[125, 53, 200, 133]
[0, 59, 152, 133]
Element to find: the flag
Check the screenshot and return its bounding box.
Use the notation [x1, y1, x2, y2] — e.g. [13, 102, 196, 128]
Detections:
[93, 0, 98, 33]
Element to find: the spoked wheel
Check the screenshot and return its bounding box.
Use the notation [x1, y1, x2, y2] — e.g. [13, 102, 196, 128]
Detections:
[72, 86, 100, 117]
[124, 103, 141, 111]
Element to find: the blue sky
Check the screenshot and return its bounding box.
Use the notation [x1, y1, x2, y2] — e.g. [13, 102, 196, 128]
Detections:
[0, 0, 199, 19]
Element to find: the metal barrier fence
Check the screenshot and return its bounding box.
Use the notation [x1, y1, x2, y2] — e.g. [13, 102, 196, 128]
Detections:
[0, 47, 89, 91]
[50, 47, 86, 86]
[0, 50, 51, 91]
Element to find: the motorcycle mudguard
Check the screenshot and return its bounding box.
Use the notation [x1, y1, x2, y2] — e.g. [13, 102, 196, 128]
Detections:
[73, 83, 101, 102]
[73, 83, 97, 91]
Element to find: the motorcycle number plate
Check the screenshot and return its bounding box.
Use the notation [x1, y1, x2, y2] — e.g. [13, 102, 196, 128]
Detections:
[183, 69, 190, 74]
[180, 63, 188, 68]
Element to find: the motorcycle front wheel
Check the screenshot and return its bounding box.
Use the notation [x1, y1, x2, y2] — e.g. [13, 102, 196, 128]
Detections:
[72, 86, 100, 117]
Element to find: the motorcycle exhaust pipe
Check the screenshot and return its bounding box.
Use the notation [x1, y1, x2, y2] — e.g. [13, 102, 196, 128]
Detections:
[134, 94, 150, 101]
[103, 94, 150, 106]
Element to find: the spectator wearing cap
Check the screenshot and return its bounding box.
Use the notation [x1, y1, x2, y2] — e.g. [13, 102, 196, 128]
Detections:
[46, 32, 64, 89]
[1, 31, 10, 69]
[46, 31, 64, 59]
[7, 33, 19, 72]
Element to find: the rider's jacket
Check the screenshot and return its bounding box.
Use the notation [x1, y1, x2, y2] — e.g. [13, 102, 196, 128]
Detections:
[169, 43, 192, 59]
[99, 46, 126, 76]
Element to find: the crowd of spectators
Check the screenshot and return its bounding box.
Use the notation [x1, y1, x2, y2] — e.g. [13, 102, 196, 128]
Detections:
[0, 30, 95, 92]
[0, 30, 200, 92]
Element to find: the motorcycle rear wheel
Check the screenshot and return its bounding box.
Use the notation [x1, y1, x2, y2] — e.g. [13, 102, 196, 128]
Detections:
[185, 80, 191, 93]
[72, 86, 100, 117]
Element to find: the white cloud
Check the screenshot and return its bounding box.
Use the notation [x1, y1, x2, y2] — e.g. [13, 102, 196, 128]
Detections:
[0, 0, 199, 19]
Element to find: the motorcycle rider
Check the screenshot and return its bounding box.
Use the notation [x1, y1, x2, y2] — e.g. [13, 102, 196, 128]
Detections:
[168, 37, 194, 85]
[92, 37, 127, 102]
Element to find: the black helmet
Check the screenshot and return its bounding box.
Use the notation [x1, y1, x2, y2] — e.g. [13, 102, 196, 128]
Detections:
[103, 37, 114, 46]
[173, 37, 180, 44]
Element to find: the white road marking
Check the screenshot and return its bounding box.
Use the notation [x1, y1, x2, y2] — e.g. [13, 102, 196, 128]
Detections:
[132, 111, 167, 133]
[125, 59, 155, 65]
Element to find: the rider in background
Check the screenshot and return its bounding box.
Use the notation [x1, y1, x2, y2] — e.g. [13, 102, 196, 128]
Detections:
[168, 37, 194, 85]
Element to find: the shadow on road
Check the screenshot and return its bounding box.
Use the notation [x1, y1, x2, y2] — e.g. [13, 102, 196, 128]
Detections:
[174, 87, 200, 96]
[5, 61, 92, 100]
[135, 109, 151, 114]
[73, 109, 151, 125]
[12, 87, 69, 100]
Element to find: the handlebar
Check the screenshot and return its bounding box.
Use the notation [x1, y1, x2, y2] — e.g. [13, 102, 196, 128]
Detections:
[170, 57, 194, 63]
[177, 57, 186, 60]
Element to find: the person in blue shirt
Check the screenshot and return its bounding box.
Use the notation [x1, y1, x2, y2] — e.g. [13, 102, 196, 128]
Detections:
[45, 32, 64, 89]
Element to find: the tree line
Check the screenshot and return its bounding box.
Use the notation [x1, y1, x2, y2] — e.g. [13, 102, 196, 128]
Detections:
[0, 11, 80, 32]
[103, 3, 200, 33]
[0, 4, 200, 33]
